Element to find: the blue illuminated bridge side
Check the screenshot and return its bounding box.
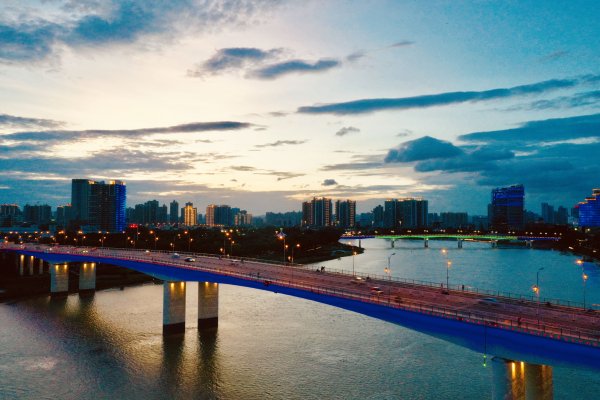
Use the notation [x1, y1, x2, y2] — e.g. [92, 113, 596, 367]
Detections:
[1, 243, 599, 372]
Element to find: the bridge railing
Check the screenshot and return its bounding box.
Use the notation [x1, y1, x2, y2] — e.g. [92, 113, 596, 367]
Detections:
[3, 243, 600, 346]
[1, 243, 589, 310]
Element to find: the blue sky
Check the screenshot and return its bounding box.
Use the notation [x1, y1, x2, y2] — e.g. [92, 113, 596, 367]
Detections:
[0, 0, 599, 215]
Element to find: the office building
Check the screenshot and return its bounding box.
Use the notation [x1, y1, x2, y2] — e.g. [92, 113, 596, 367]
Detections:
[56, 204, 73, 228]
[372, 205, 384, 228]
[440, 212, 468, 229]
[541, 203, 555, 224]
[577, 189, 600, 227]
[206, 204, 233, 227]
[490, 184, 524, 230]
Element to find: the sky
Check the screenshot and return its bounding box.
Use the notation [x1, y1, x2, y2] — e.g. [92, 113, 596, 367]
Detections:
[0, 0, 599, 216]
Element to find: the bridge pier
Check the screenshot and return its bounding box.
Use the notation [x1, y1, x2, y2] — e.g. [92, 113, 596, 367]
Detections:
[38, 258, 44, 274]
[491, 240, 498, 248]
[17, 254, 24, 275]
[79, 262, 96, 296]
[526, 240, 533, 249]
[163, 281, 186, 335]
[49, 263, 69, 298]
[391, 240, 395, 248]
[424, 239, 429, 248]
[458, 239, 463, 249]
[198, 282, 219, 329]
[491, 357, 553, 400]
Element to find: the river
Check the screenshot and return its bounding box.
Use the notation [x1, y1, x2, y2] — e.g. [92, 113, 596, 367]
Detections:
[1, 239, 599, 399]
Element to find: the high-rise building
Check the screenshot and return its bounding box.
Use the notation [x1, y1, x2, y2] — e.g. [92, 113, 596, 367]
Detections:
[577, 189, 600, 227]
[0, 204, 21, 227]
[71, 179, 94, 224]
[56, 204, 73, 227]
[206, 204, 216, 227]
[372, 205, 384, 228]
[234, 210, 252, 226]
[555, 206, 568, 225]
[490, 184, 524, 230]
[302, 201, 313, 226]
[335, 200, 356, 228]
[88, 180, 126, 232]
[23, 204, 52, 225]
[144, 200, 159, 223]
[265, 211, 302, 227]
[541, 203, 555, 224]
[383, 198, 428, 229]
[169, 200, 179, 224]
[440, 212, 468, 229]
[183, 202, 198, 226]
[301, 198, 332, 227]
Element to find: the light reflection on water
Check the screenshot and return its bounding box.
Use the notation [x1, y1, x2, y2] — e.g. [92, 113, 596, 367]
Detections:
[0, 239, 599, 399]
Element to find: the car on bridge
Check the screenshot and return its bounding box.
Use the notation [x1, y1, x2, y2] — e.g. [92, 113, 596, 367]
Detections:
[184, 257, 196, 262]
[370, 286, 383, 295]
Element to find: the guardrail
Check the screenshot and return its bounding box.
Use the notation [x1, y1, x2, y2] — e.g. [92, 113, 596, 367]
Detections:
[2, 243, 599, 347]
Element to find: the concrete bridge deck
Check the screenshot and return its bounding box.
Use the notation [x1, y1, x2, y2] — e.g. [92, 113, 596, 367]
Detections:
[2, 243, 600, 370]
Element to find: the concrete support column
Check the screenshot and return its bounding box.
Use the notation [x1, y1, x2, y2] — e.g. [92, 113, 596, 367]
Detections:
[491, 358, 553, 400]
[491, 240, 497, 248]
[198, 282, 219, 329]
[38, 259, 44, 274]
[163, 281, 186, 334]
[79, 262, 96, 296]
[424, 238, 429, 248]
[458, 240, 463, 249]
[49, 263, 69, 298]
[526, 240, 533, 248]
[391, 240, 395, 248]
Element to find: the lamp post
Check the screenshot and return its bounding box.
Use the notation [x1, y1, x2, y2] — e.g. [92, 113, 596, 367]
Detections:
[291, 243, 300, 264]
[230, 240, 235, 256]
[277, 230, 287, 263]
[385, 253, 396, 303]
[155, 236, 159, 249]
[532, 267, 544, 324]
[170, 242, 175, 252]
[352, 249, 357, 276]
[583, 272, 589, 309]
[188, 237, 193, 252]
[446, 260, 452, 290]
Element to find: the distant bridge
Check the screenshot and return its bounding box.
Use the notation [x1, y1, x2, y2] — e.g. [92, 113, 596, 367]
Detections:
[1, 242, 599, 378]
[341, 234, 561, 248]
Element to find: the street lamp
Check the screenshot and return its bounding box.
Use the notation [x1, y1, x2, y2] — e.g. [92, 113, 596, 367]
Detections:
[277, 230, 287, 263]
[170, 242, 175, 252]
[583, 272, 589, 309]
[188, 237, 193, 252]
[291, 243, 300, 264]
[446, 260, 452, 290]
[352, 249, 357, 276]
[230, 240, 235, 256]
[385, 253, 396, 303]
[532, 267, 544, 324]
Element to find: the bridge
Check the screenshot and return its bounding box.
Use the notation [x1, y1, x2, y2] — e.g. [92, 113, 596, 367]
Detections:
[342, 234, 561, 248]
[1, 242, 599, 395]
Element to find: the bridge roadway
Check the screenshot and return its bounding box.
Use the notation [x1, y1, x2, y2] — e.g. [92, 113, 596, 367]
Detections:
[3, 243, 599, 348]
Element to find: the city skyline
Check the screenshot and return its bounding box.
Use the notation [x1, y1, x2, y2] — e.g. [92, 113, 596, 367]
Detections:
[1, 1, 599, 215]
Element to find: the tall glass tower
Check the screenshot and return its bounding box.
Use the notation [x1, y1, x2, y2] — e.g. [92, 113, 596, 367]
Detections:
[490, 184, 524, 231]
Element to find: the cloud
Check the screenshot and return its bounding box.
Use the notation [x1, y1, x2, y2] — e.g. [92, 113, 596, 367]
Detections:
[504, 90, 600, 111]
[384, 136, 463, 163]
[1, 120, 253, 144]
[335, 126, 360, 137]
[254, 140, 307, 148]
[538, 50, 568, 63]
[297, 75, 599, 115]
[322, 179, 338, 186]
[187, 47, 280, 77]
[0, 113, 64, 130]
[320, 162, 382, 171]
[389, 40, 414, 48]
[250, 59, 340, 80]
[459, 113, 600, 144]
[0, 0, 281, 64]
